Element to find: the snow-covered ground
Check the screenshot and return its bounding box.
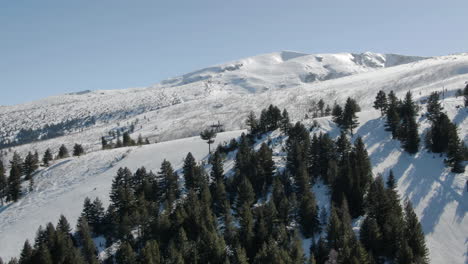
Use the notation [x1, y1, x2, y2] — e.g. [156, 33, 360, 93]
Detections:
[0, 130, 244, 260]
[0, 50, 467, 263]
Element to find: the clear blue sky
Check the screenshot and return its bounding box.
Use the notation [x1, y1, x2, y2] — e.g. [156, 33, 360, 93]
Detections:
[1, 0, 467, 105]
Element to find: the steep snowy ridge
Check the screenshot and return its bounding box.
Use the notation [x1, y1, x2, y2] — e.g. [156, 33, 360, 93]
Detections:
[0, 51, 467, 263]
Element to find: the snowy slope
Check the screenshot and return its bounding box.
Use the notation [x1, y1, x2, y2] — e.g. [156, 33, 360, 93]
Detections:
[0, 51, 429, 159]
[0, 102, 465, 263]
[0, 130, 244, 260]
[0, 50, 467, 263]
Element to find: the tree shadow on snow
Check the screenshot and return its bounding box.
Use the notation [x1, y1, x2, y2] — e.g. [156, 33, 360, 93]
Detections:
[357, 116, 466, 235]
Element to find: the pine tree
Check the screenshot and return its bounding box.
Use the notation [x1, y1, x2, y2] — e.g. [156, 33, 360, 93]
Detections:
[73, 144, 84, 156]
[183, 152, 197, 191]
[403, 200, 429, 264]
[373, 90, 388, 116]
[341, 97, 360, 135]
[7, 164, 22, 202]
[36, 244, 53, 264]
[426, 91, 442, 122]
[56, 215, 72, 234]
[325, 104, 332, 116]
[385, 91, 400, 138]
[402, 115, 420, 154]
[42, 149, 53, 167]
[299, 189, 320, 238]
[233, 246, 249, 264]
[446, 123, 465, 173]
[429, 113, 451, 153]
[332, 104, 343, 126]
[23, 152, 38, 180]
[140, 240, 160, 264]
[280, 108, 291, 133]
[76, 217, 98, 264]
[464, 83, 468, 107]
[101, 136, 108, 149]
[254, 143, 275, 197]
[115, 241, 137, 264]
[157, 159, 179, 205]
[210, 150, 224, 183]
[200, 129, 217, 153]
[359, 216, 382, 259]
[318, 99, 325, 117]
[348, 137, 373, 217]
[57, 144, 69, 159]
[18, 240, 33, 264]
[122, 132, 134, 147]
[246, 111, 259, 135]
[0, 161, 6, 205]
[137, 134, 144, 145]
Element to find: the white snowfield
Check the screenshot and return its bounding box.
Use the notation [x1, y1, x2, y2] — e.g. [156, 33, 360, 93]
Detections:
[0, 51, 467, 263]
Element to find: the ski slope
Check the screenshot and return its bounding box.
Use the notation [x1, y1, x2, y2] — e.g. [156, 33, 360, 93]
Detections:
[0, 50, 467, 263]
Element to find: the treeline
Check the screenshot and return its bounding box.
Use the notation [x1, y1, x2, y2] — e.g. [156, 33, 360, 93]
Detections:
[3, 104, 430, 264]
[101, 132, 150, 150]
[0, 144, 85, 204]
[0, 117, 96, 149]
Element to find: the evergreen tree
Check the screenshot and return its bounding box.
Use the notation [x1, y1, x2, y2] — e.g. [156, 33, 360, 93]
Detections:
[359, 216, 382, 259]
[341, 97, 360, 135]
[254, 143, 275, 197]
[23, 152, 38, 180]
[42, 149, 53, 167]
[280, 109, 291, 133]
[56, 214, 72, 234]
[140, 240, 160, 264]
[7, 164, 22, 202]
[428, 113, 451, 153]
[210, 150, 224, 183]
[464, 83, 468, 107]
[385, 91, 400, 138]
[399, 91, 420, 154]
[373, 90, 388, 115]
[332, 104, 343, 126]
[426, 91, 442, 122]
[233, 246, 249, 264]
[299, 189, 320, 238]
[122, 132, 134, 147]
[403, 200, 429, 264]
[318, 99, 325, 117]
[76, 217, 98, 264]
[0, 161, 6, 205]
[36, 244, 53, 264]
[446, 123, 466, 173]
[402, 115, 420, 154]
[348, 137, 373, 217]
[57, 144, 69, 159]
[183, 152, 197, 191]
[200, 129, 217, 153]
[157, 160, 179, 205]
[18, 240, 33, 264]
[137, 134, 144, 145]
[246, 111, 259, 135]
[115, 241, 137, 264]
[73, 144, 84, 156]
[325, 104, 332, 116]
[101, 136, 108, 149]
